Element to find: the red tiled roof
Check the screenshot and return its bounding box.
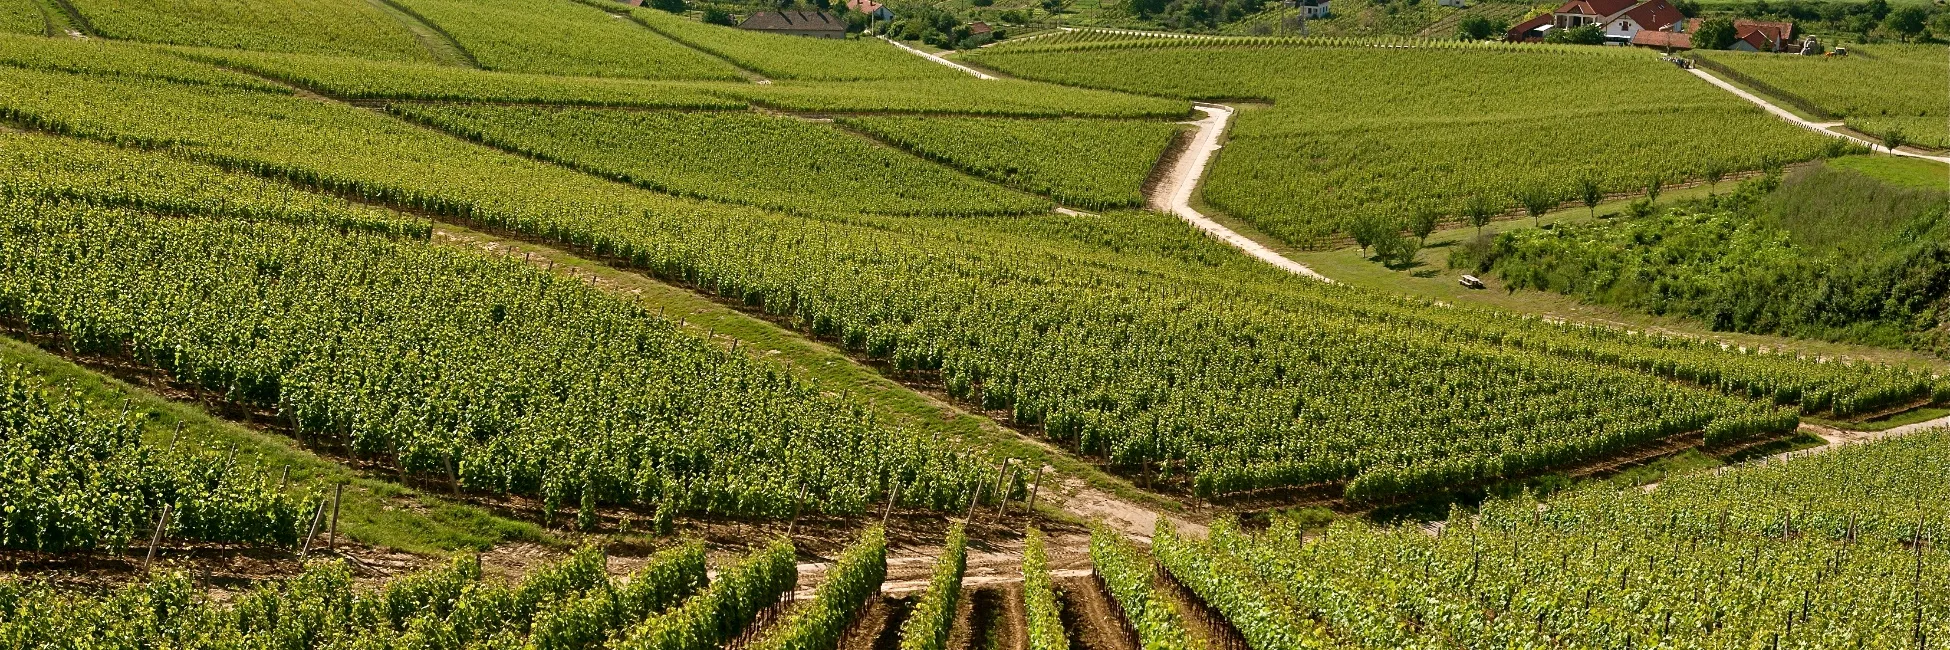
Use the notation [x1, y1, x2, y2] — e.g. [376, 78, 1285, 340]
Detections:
[968, 21, 993, 34]
[1618, 0, 1682, 31]
[1556, 0, 1635, 18]
[1505, 12, 1552, 40]
[845, 0, 884, 13]
[739, 10, 847, 31]
[1631, 29, 1691, 48]
[1737, 19, 1793, 47]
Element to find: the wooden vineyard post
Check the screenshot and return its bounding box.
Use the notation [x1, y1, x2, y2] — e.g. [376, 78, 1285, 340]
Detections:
[994, 464, 1017, 521]
[278, 465, 290, 492]
[167, 422, 182, 451]
[330, 483, 344, 552]
[143, 504, 172, 572]
[297, 500, 327, 564]
[1026, 467, 1045, 514]
[881, 477, 903, 528]
[445, 454, 461, 496]
[786, 482, 808, 537]
[963, 481, 984, 522]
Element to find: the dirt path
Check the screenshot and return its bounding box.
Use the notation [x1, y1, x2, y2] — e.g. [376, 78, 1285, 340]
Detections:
[1686, 67, 1950, 164]
[881, 36, 998, 80]
[1055, 575, 1138, 650]
[1148, 104, 1331, 283]
[1636, 413, 1950, 493]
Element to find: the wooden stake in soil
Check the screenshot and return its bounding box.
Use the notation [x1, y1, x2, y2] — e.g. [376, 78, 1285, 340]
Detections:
[278, 465, 290, 492]
[142, 504, 171, 572]
[881, 477, 903, 528]
[1026, 467, 1045, 513]
[330, 483, 344, 551]
[298, 500, 327, 564]
[785, 482, 808, 537]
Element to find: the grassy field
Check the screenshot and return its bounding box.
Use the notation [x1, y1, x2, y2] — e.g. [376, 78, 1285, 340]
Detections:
[1827, 153, 1948, 190]
[65, 0, 437, 61]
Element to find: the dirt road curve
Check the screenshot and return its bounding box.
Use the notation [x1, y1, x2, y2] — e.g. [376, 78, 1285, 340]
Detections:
[1151, 104, 1333, 282]
[880, 37, 998, 80]
[1686, 67, 1950, 165]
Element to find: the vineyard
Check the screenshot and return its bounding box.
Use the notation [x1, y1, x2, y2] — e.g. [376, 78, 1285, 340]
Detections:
[1, 0, 38, 35]
[0, 199, 995, 518]
[63, 0, 433, 61]
[386, 0, 744, 80]
[1152, 429, 1950, 648]
[389, 103, 1052, 217]
[964, 41, 1853, 247]
[1696, 44, 1948, 149]
[0, 1, 1943, 644]
[839, 116, 1184, 210]
[623, 6, 957, 81]
[0, 364, 307, 552]
[0, 61, 1934, 501]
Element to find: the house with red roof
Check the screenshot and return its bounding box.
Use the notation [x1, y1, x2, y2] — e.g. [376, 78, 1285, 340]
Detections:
[1506, 0, 1683, 42]
[845, 0, 894, 21]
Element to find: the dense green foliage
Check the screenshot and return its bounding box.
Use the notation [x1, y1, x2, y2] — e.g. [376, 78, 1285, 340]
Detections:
[627, 7, 956, 81]
[0, 33, 287, 91]
[0, 543, 715, 648]
[390, 0, 743, 79]
[616, 539, 798, 650]
[1175, 427, 1950, 649]
[1154, 522, 1325, 649]
[965, 42, 1849, 246]
[0, 130, 427, 237]
[0, 199, 990, 517]
[898, 524, 967, 650]
[64, 0, 435, 61]
[1697, 44, 1948, 148]
[0, 0, 40, 34]
[164, 45, 1190, 116]
[841, 116, 1183, 210]
[1472, 164, 1950, 353]
[751, 527, 887, 650]
[1022, 528, 1068, 650]
[175, 47, 745, 107]
[0, 364, 306, 551]
[1090, 525, 1196, 650]
[0, 63, 1929, 502]
[391, 104, 1050, 217]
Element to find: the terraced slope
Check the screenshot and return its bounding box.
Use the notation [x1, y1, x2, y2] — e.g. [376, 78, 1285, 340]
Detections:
[64, 0, 435, 61]
[389, 0, 743, 79]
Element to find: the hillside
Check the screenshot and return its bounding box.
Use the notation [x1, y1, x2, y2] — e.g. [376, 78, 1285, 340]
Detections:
[0, 4, 1944, 649]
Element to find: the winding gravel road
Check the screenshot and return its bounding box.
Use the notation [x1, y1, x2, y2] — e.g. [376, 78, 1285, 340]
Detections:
[1151, 104, 1333, 282]
[1688, 67, 1950, 164]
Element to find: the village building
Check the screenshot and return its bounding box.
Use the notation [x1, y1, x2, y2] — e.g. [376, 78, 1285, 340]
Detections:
[1505, 0, 1682, 43]
[738, 10, 848, 38]
[845, 0, 894, 21]
[1283, 0, 1332, 19]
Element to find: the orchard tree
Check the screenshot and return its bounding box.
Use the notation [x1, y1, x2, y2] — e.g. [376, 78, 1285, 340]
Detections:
[1465, 194, 1499, 235]
[1579, 176, 1603, 218]
[1410, 205, 1440, 247]
[1517, 185, 1556, 226]
[1694, 17, 1736, 49]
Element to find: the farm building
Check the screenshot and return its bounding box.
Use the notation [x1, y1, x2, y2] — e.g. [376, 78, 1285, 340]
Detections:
[1438, 0, 1466, 8]
[968, 21, 994, 36]
[1282, 0, 1331, 18]
[1505, 0, 1681, 42]
[845, 0, 894, 21]
[738, 11, 849, 38]
[1629, 29, 1690, 49]
[1683, 18, 1796, 51]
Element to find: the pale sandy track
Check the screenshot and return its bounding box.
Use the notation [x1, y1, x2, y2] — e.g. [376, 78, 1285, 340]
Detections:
[1150, 104, 1332, 282]
[1687, 67, 1950, 164]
